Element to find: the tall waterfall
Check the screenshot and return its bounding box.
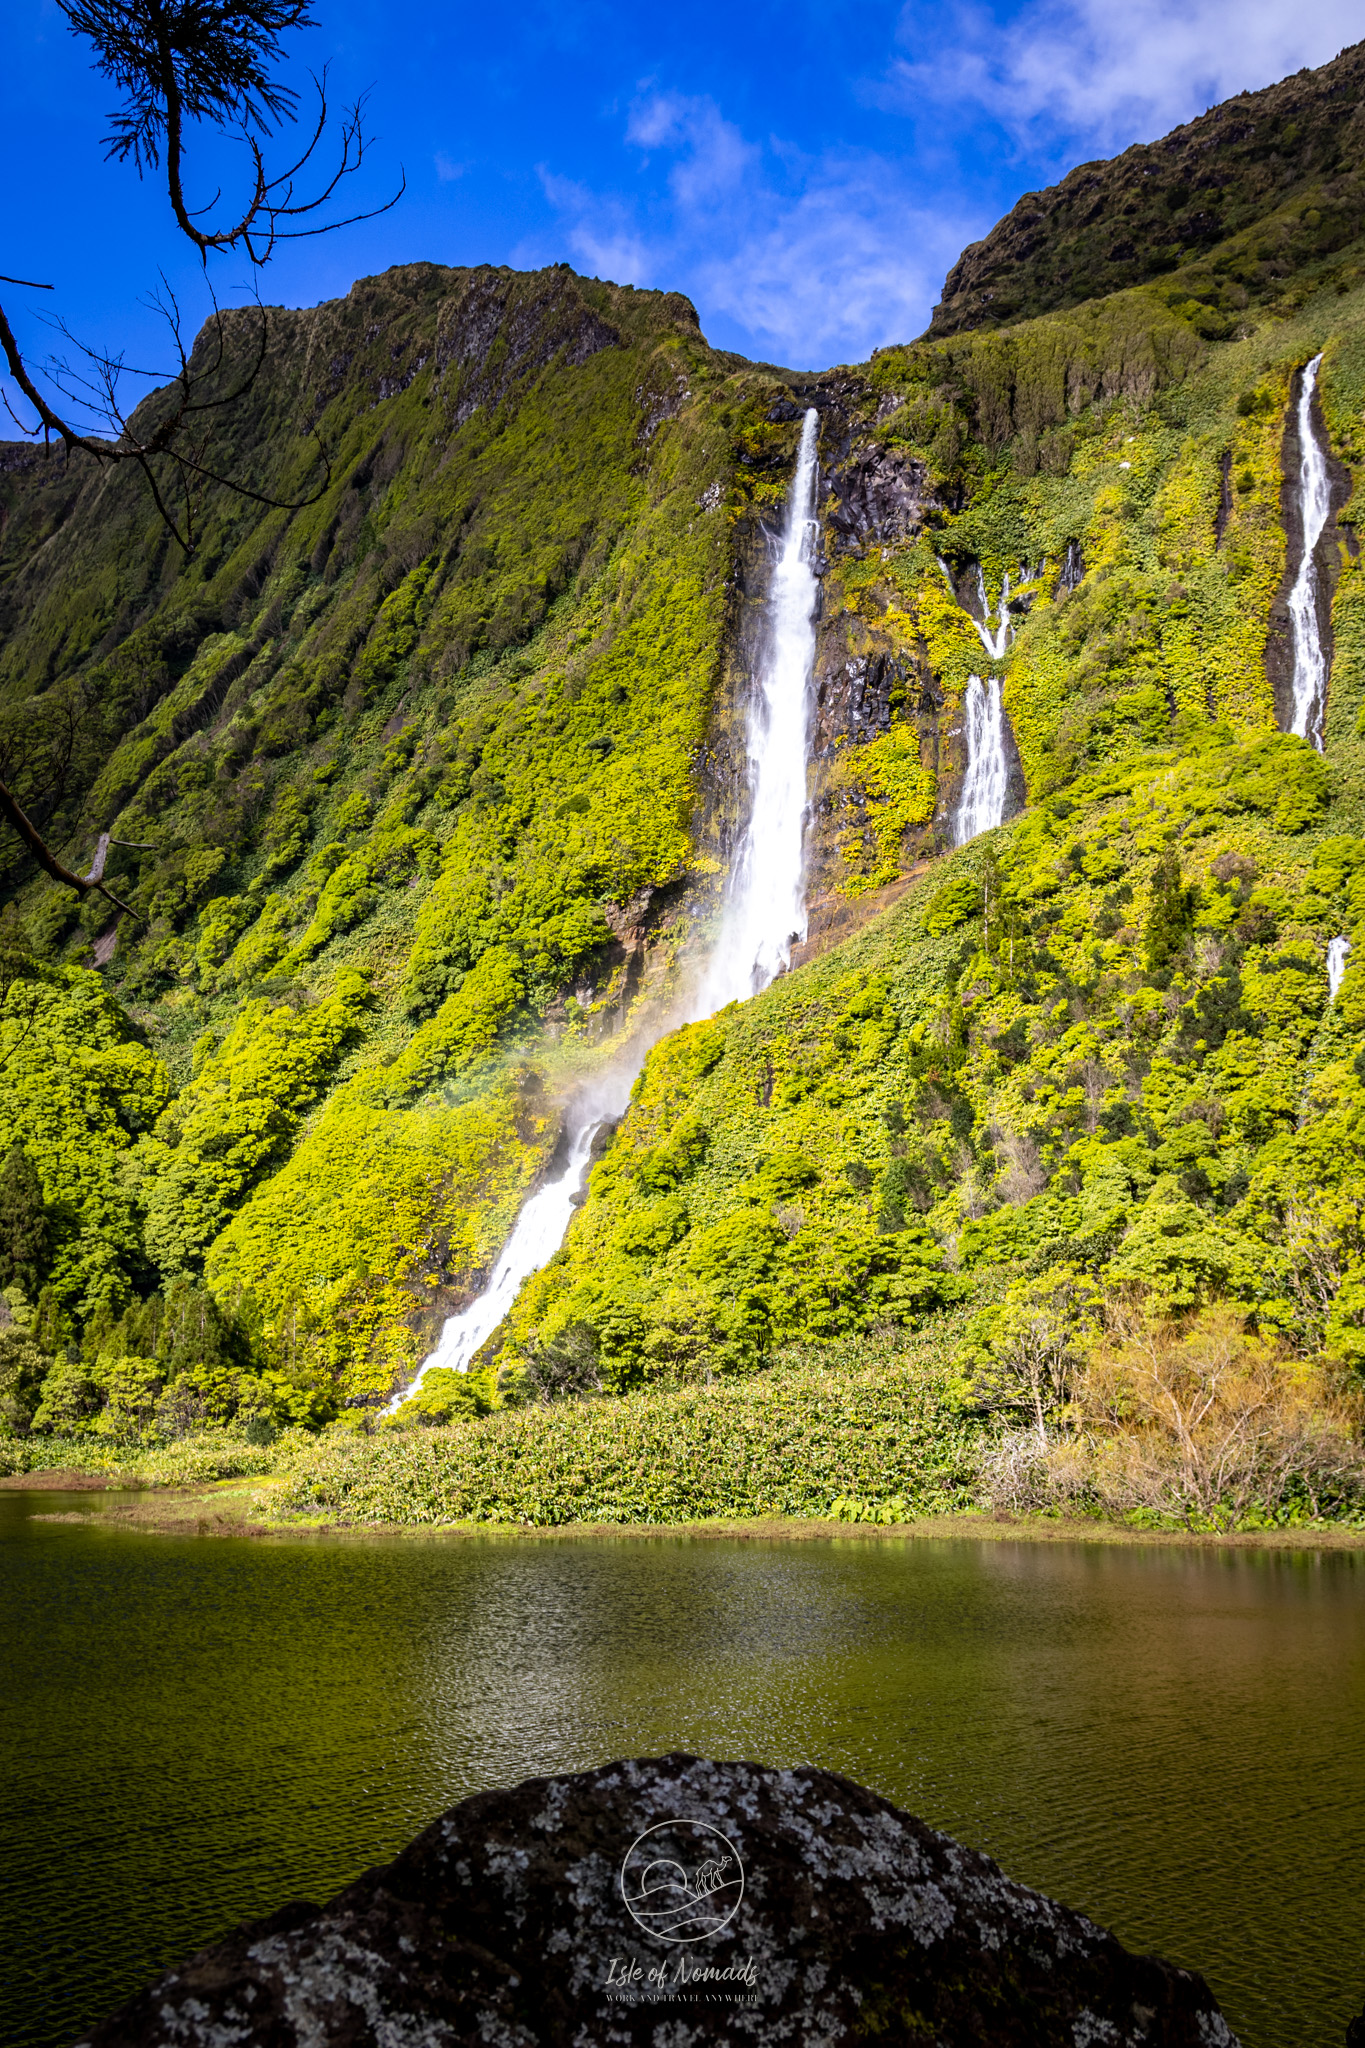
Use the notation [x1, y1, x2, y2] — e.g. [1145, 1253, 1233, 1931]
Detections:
[700, 407, 821, 1007]
[390, 408, 822, 1404]
[956, 676, 1009, 845]
[1288, 352, 1331, 750]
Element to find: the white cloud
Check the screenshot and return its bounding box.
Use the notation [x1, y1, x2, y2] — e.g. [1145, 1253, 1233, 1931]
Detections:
[536, 96, 981, 367]
[434, 152, 466, 183]
[536, 168, 658, 289]
[625, 92, 758, 206]
[887, 0, 1362, 154]
[693, 162, 970, 366]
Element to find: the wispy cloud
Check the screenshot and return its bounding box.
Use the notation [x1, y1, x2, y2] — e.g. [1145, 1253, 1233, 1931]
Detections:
[534, 91, 979, 367]
[434, 152, 467, 183]
[886, 0, 1362, 154]
[625, 93, 759, 206]
[536, 168, 658, 290]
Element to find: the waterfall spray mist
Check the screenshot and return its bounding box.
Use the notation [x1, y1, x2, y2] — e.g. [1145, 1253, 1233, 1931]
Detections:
[1288, 352, 1331, 750]
[389, 408, 822, 1408]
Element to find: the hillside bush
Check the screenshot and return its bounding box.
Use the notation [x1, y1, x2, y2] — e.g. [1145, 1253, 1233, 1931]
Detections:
[978, 1309, 1365, 1526]
[273, 1342, 984, 1526]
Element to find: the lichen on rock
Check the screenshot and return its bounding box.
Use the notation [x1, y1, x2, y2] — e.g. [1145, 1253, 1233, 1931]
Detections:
[76, 1754, 1238, 2046]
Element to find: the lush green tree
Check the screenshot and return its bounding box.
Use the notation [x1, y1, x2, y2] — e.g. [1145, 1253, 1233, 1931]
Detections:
[0, 1328, 51, 1437]
[1144, 849, 1196, 977]
[0, 1145, 50, 1299]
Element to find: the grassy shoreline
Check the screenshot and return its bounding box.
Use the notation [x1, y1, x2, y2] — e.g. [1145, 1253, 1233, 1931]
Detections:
[11, 1476, 1365, 1552]
[6, 1338, 1363, 1547]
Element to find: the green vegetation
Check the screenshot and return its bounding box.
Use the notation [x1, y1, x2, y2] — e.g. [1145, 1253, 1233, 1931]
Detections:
[0, 1430, 292, 1486]
[930, 41, 1365, 337]
[3, 67, 1365, 1534]
[273, 1340, 982, 1526]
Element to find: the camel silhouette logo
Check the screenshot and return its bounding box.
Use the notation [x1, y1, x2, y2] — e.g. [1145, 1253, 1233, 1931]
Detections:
[619, 1819, 745, 1944]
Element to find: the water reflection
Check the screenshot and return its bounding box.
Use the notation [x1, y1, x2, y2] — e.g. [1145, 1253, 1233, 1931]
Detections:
[1, 1498, 1361, 2048]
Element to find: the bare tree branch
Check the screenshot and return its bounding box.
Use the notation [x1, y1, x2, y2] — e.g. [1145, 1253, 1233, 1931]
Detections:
[0, 779, 149, 922]
[1, 1, 398, 552]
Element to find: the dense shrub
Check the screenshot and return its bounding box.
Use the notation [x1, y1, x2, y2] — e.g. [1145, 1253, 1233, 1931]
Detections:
[274, 1343, 984, 1526]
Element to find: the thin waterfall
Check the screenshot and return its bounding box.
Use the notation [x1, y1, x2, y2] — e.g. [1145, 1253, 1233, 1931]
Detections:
[956, 675, 1009, 844]
[1328, 936, 1351, 1003]
[937, 556, 1015, 661]
[1288, 352, 1331, 749]
[972, 567, 1013, 662]
[389, 408, 822, 1405]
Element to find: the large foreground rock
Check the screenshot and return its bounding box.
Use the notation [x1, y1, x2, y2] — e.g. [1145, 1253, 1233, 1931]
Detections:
[77, 1754, 1237, 2046]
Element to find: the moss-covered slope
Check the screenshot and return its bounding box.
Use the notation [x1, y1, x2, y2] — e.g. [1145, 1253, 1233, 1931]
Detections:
[501, 285, 1365, 1396]
[0, 264, 800, 1400]
[2, 60, 1365, 1441]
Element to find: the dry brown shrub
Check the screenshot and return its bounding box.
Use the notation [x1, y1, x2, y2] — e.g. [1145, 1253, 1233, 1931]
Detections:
[980, 1308, 1365, 1524]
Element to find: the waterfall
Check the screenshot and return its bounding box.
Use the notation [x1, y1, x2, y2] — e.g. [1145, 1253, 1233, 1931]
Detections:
[936, 556, 1015, 661]
[403, 1117, 603, 1383]
[1288, 352, 1332, 750]
[972, 567, 1013, 662]
[1328, 936, 1351, 1003]
[388, 408, 822, 1407]
[956, 675, 1009, 845]
[699, 408, 821, 1006]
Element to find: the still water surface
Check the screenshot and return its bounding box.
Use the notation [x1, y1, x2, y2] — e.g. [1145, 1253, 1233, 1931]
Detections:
[1, 1492, 1362, 2048]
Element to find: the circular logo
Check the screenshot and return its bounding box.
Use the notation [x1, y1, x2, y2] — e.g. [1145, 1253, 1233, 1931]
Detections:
[619, 1818, 745, 1944]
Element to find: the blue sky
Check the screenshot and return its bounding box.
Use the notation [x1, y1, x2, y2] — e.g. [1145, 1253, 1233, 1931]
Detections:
[0, 0, 1360, 431]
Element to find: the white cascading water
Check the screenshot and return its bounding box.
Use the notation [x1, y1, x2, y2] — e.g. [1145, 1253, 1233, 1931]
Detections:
[405, 1117, 602, 1385]
[955, 675, 1010, 844]
[1288, 352, 1332, 749]
[389, 408, 822, 1406]
[699, 407, 821, 1007]
[936, 555, 1017, 660]
[972, 566, 1013, 661]
[1328, 935, 1351, 1003]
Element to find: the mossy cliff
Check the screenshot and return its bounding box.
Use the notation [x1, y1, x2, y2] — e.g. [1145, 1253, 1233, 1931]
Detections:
[3, 57, 1365, 1468]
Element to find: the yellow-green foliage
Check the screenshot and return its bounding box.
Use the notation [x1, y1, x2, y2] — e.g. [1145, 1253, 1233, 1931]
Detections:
[133, 974, 370, 1273]
[0, 970, 167, 1322]
[827, 720, 936, 892]
[206, 1069, 556, 1398]
[273, 1339, 981, 1525]
[508, 720, 1365, 1383]
[0, 1431, 287, 1483]
[0, 267, 767, 1402]
[6, 252, 1365, 1462]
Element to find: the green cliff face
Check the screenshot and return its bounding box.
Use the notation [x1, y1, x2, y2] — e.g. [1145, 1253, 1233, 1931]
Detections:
[3, 75, 1365, 1447]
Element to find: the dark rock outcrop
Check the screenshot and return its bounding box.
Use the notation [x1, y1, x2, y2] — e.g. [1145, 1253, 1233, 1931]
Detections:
[824, 444, 942, 555]
[77, 1754, 1239, 2047]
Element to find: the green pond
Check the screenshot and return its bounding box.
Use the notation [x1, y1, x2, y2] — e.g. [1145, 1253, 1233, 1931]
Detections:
[1, 1492, 1362, 2048]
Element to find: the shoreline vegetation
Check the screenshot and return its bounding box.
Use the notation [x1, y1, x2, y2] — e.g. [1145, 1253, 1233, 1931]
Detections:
[12, 1487, 1365, 1551]
[5, 1326, 1362, 1547]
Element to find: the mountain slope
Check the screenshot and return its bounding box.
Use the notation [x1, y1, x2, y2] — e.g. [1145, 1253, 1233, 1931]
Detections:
[2, 64, 1365, 1445]
[931, 38, 1365, 339]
